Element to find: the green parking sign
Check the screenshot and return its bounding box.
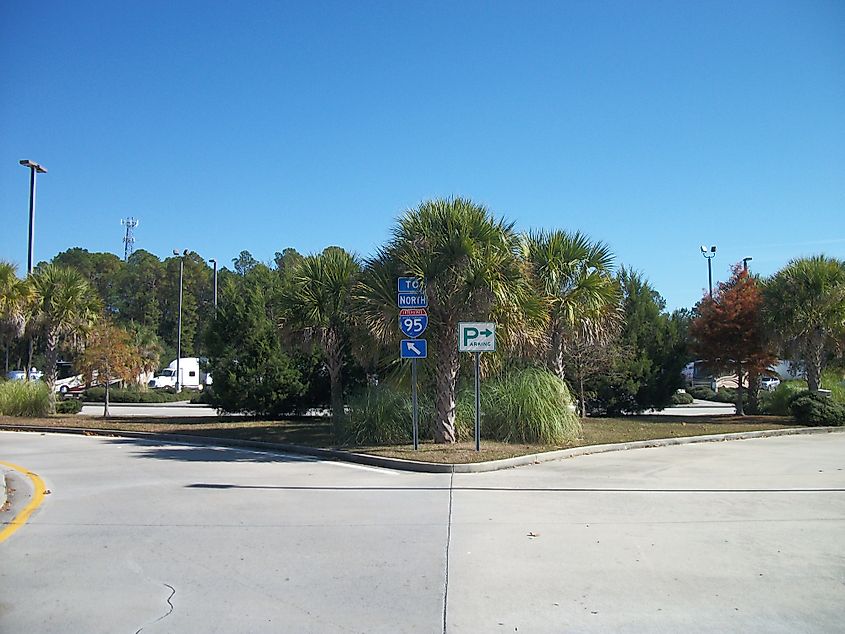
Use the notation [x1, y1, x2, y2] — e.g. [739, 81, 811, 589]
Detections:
[458, 322, 496, 352]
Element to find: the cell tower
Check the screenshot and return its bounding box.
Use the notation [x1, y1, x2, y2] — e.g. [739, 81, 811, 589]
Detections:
[121, 217, 139, 261]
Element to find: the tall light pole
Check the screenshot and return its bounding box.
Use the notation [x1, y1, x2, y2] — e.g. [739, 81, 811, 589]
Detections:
[20, 159, 47, 380]
[173, 249, 188, 392]
[208, 259, 218, 311]
[742, 257, 752, 272]
[700, 245, 717, 298]
[20, 160, 47, 275]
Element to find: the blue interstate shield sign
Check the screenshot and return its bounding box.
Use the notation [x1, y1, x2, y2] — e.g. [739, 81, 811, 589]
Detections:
[399, 309, 428, 338]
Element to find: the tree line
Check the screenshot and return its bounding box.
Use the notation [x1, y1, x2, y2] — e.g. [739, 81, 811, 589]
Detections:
[2, 197, 843, 436]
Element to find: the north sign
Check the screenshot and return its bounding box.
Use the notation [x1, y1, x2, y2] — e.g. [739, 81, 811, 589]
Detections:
[399, 309, 428, 338]
[458, 322, 496, 352]
[397, 292, 427, 308]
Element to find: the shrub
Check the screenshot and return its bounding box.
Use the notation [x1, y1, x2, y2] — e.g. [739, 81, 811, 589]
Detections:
[482, 368, 581, 444]
[687, 385, 717, 401]
[84, 386, 186, 403]
[189, 388, 215, 405]
[343, 385, 413, 445]
[788, 391, 845, 427]
[56, 398, 83, 414]
[759, 380, 806, 415]
[0, 380, 50, 417]
[671, 391, 694, 405]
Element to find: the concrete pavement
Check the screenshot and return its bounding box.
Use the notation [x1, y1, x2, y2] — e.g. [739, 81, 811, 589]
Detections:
[79, 402, 219, 417]
[2, 431, 844, 632]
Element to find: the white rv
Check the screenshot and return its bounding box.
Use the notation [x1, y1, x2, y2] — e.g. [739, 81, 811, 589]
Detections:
[148, 358, 212, 390]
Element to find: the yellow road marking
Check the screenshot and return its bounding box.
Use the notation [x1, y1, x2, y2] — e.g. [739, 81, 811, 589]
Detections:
[0, 460, 47, 543]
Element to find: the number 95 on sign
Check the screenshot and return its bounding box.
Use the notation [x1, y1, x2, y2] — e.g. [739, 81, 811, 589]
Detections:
[399, 309, 428, 338]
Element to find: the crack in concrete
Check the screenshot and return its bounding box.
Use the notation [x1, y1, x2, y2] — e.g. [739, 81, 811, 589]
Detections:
[134, 583, 175, 633]
[442, 471, 454, 634]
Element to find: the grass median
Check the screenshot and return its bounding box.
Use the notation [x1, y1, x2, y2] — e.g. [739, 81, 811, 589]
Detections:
[0, 413, 798, 463]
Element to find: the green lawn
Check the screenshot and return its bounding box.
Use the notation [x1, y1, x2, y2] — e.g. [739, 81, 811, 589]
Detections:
[0, 413, 799, 463]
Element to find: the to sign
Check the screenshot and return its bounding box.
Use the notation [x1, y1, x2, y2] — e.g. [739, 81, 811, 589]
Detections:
[400, 339, 427, 359]
[399, 309, 428, 338]
[397, 277, 424, 294]
[458, 322, 496, 352]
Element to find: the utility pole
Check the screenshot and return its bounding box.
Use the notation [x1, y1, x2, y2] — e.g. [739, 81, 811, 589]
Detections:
[700, 245, 717, 298]
[173, 249, 187, 392]
[208, 259, 218, 311]
[20, 160, 47, 381]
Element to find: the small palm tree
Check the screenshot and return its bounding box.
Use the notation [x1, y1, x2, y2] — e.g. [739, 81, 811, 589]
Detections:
[0, 261, 30, 373]
[29, 265, 100, 411]
[525, 230, 620, 381]
[764, 255, 845, 392]
[374, 197, 543, 443]
[284, 248, 361, 432]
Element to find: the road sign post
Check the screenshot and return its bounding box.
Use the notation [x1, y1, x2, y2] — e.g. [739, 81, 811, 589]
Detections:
[398, 278, 427, 450]
[411, 359, 418, 450]
[459, 322, 496, 451]
[474, 351, 481, 452]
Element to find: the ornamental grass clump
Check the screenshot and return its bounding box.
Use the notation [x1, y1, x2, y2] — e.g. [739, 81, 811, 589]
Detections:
[0, 380, 51, 417]
[343, 385, 412, 446]
[482, 367, 581, 444]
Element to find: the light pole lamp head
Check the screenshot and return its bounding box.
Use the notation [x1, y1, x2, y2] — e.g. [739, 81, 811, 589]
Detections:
[208, 258, 217, 265]
[700, 245, 707, 253]
[173, 249, 180, 256]
[19, 159, 47, 173]
[710, 245, 717, 253]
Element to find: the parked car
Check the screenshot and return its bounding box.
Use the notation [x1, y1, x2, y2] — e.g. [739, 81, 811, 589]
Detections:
[6, 368, 43, 381]
[760, 376, 781, 391]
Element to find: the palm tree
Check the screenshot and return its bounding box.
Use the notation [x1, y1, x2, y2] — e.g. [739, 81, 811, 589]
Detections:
[29, 265, 100, 411]
[0, 261, 30, 373]
[374, 197, 543, 443]
[763, 255, 845, 392]
[284, 247, 361, 432]
[525, 230, 620, 381]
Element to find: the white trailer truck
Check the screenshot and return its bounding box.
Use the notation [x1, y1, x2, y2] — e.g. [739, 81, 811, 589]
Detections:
[148, 358, 212, 390]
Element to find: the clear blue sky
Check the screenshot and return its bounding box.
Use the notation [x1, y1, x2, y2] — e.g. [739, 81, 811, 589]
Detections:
[2, 1, 843, 310]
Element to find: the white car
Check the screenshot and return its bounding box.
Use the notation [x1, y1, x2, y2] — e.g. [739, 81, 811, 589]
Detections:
[760, 376, 781, 391]
[6, 369, 43, 381]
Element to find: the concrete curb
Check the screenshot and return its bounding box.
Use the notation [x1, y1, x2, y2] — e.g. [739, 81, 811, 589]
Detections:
[1, 469, 7, 508]
[2, 424, 844, 473]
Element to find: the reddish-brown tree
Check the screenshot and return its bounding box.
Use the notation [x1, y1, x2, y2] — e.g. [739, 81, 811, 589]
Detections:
[690, 264, 775, 415]
[78, 320, 140, 417]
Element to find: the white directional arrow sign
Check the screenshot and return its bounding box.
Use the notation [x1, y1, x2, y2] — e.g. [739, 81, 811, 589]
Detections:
[400, 339, 427, 359]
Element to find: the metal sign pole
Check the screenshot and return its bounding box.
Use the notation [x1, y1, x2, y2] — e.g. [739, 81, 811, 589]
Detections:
[474, 351, 481, 452]
[412, 358, 419, 450]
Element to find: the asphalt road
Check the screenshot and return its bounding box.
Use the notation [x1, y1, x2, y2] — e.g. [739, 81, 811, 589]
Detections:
[2, 431, 844, 632]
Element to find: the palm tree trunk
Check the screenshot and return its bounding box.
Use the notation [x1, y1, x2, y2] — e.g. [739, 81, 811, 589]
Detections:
[807, 335, 824, 392]
[45, 328, 59, 414]
[548, 327, 565, 381]
[325, 329, 345, 439]
[434, 338, 460, 443]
